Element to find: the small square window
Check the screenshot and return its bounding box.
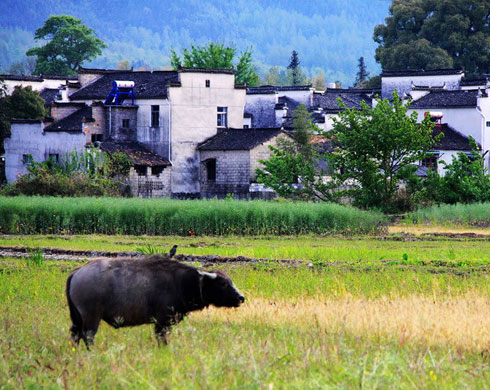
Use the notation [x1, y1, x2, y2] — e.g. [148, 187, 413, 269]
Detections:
[122, 119, 130, 128]
[205, 80, 210, 88]
[49, 154, 59, 163]
[22, 154, 31, 164]
[243, 125, 249, 129]
[486, 121, 490, 127]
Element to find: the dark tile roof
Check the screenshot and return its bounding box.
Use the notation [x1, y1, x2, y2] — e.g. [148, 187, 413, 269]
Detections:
[313, 89, 374, 113]
[381, 69, 464, 78]
[0, 74, 77, 81]
[10, 119, 43, 124]
[247, 85, 312, 95]
[410, 90, 482, 108]
[44, 106, 93, 132]
[178, 67, 234, 74]
[461, 77, 489, 86]
[198, 128, 284, 150]
[100, 141, 171, 166]
[40, 88, 60, 106]
[69, 71, 179, 100]
[433, 124, 478, 151]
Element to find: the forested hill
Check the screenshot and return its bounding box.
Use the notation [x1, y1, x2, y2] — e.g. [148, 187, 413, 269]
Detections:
[0, 0, 391, 85]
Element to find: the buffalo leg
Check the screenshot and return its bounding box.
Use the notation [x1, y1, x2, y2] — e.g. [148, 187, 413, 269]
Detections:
[70, 324, 83, 345]
[81, 316, 101, 350]
[154, 323, 171, 345]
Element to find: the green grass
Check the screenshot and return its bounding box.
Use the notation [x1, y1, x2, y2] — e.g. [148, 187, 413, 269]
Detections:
[1, 259, 489, 389]
[0, 196, 385, 236]
[3, 233, 490, 267]
[407, 202, 490, 226]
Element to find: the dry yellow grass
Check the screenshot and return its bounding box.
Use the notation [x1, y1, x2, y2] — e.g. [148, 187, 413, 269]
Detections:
[198, 293, 490, 352]
[389, 224, 490, 236]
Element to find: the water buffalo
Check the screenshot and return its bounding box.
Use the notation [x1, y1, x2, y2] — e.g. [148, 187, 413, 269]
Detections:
[66, 255, 245, 348]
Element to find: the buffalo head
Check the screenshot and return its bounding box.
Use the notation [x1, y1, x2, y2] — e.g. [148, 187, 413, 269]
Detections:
[199, 270, 245, 308]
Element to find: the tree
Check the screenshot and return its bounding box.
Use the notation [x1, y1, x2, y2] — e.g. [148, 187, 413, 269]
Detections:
[374, 0, 490, 74]
[0, 86, 46, 154]
[117, 60, 132, 70]
[324, 91, 437, 211]
[354, 57, 369, 87]
[26, 15, 107, 75]
[312, 69, 326, 90]
[170, 43, 260, 85]
[264, 66, 287, 86]
[256, 104, 331, 201]
[287, 50, 308, 86]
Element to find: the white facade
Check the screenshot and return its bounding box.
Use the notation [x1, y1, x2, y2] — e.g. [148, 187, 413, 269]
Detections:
[4, 120, 85, 182]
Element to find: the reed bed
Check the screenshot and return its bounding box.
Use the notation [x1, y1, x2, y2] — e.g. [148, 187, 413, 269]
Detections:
[0, 196, 385, 235]
[407, 202, 490, 226]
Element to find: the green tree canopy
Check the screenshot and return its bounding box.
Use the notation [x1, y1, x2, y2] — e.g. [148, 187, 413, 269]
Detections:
[0, 85, 46, 156]
[170, 42, 259, 85]
[354, 56, 369, 87]
[26, 15, 106, 75]
[287, 50, 308, 86]
[374, 0, 490, 74]
[325, 91, 436, 211]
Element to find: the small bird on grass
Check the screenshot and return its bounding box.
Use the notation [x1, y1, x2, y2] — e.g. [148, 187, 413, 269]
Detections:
[169, 245, 178, 258]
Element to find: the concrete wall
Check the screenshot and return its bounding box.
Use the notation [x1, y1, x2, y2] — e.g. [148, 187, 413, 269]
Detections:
[245, 93, 278, 128]
[169, 71, 246, 194]
[128, 166, 171, 198]
[199, 149, 250, 198]
[4, 121, 86, 182]
[382, 74, 463, 99]
[84, 104, 106, 143]
[134, 99, 170, 159]
[106, 105, 139, 142]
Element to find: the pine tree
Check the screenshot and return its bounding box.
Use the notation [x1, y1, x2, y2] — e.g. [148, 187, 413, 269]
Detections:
[355, 56, 369, 87]
[287, 50, 307, 86]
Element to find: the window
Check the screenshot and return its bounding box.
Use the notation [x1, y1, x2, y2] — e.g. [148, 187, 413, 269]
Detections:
[91, 134, 103, 143]
[48, 154, 59, 163]
[421, 153, 439, 171]
[206, 159, 216, 181]
[134, 165, 147, 176]
[486, 121, 490, 127]
[22, 154, 31, 164]
[243, 124, 249, 129]
[217, 107, 227, 127]
[152, 166, 164, 176]
[151, 105, 160, 127]
[122, 119, 130, 128]
[205, 79, 210, 88]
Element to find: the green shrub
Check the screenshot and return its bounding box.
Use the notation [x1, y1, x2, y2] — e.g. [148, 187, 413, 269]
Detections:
[406, 202, 490, 226]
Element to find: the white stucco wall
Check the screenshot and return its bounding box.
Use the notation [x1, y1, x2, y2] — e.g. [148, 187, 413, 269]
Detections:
[4, 121, 86, 182]
[382, 74, 463, 99]
[3, 78, 66, 94]
[168, 71, 246, 194]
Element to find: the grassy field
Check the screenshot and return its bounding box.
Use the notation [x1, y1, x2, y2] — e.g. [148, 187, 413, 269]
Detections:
[1, 232, 490, 389]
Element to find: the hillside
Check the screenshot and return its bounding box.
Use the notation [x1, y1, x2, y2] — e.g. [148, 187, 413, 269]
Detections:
[0, 0, 391, 85]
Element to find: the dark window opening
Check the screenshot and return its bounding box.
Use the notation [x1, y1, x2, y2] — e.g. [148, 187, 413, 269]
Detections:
[134, 165, 147, 176]
[151, 105, 160, 127]
[486, 121, 490, 127]
[205, 79, 210, 88]
[217, 106, 227, 127]
[243, 124, 249, 129]
[48, 154, 59, 163]
[122, 119, 130, 128]
[91, 134, 103, 143]
[206, 159, 216, 181]
[22, 154, 31, 164]
[421, 154, 438, 171]
[152, 166, 164, 176]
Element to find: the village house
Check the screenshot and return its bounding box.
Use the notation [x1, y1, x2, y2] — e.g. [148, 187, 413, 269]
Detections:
[3, 66, 490, 197]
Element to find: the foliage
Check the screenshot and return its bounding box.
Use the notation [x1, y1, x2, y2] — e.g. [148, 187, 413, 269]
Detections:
[263, 66, 287, 86]
[312, 69, 326, 90]
[354, 56, 369, 87]
[360, 75, 382, 89]
[0, 197, 386, 235]
[287, 50, 308, 86]
[256, 104, 332, 201]
[374, 0, 490, 74]
[26, 15, 106, 75]
[407, 202, 490, 227]
[421, 137, 490, 204]
[170, 42, 259, 85]
[0, 148, 127, 197]
[326, 91, 436, 211]
[0, 85, 46, 155]
[116, 59, 131, 70]
[26, 247, 44, 267]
